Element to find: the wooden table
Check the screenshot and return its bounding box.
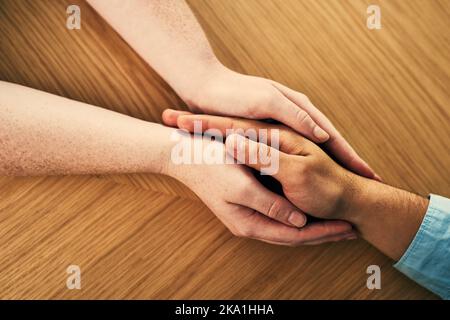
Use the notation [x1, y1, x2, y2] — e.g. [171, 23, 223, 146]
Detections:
[0, 0, 448, 299]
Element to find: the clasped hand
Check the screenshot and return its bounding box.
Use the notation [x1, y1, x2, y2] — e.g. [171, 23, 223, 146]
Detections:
[163, 109, 362, 246]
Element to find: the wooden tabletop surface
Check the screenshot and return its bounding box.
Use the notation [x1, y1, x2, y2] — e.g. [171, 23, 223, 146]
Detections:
[0, 0, 449, 299]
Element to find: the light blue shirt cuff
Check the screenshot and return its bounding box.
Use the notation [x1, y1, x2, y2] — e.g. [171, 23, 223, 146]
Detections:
[394, 194, 450, 299]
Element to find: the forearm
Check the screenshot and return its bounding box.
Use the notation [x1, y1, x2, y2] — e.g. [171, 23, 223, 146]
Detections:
[0, 81, 174, 176]
[87, 0, 220, 101]
[343, 177, 429, 261]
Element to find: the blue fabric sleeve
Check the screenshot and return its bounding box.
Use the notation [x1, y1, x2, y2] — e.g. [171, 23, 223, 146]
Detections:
[394, 194, 450, 299]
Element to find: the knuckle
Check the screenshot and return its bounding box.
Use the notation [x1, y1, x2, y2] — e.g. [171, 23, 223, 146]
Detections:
[240, 180, 255, 195]
[253, 90, 278, 113]
[229, 227, 241, 237]
[266, 197, 285, 220]
[262, 89, 278, 105]
[289, 143, 305, 155]
[230, 228, 242, 238]
[235, 223, 254, 238]
[299, 93, 310, 104]
[295, 109, 310, 127]
[247, 91, 276, 117]
[282, 131, 306, 155]
[228, 222, 246, 237]
[246, 103, 260, 118]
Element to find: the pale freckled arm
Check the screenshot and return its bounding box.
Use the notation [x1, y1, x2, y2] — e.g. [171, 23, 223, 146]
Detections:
[0, 82, 357, 246]
[0, 81, 175, 176]
[87, 0, 219, 101]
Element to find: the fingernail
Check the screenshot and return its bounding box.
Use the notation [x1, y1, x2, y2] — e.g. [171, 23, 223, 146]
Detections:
[288, 211, 307, 227]
[313, 126, 329, 141]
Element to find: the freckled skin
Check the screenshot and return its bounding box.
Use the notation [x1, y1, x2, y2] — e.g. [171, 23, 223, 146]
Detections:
[3, 1, 426, 253]
[0, 81, 174, 176]
[0, 81, 358, 245]
[88, 0, 218, 99]
[0, 81, 430, 254]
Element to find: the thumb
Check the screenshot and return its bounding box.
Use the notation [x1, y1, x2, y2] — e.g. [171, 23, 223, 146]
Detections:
[161, 109, 193, 127]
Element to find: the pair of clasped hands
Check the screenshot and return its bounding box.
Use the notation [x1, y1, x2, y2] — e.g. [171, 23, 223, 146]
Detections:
[160, 68, 380, 246]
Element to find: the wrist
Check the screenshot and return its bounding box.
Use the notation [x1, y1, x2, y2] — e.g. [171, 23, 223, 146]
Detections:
[340, 174, 429, 230]
[178, 60, 227, 107]
[337, 172, 373, 222]
[339, 174, 429, 260]
[159, 128, 193, 180]
[143, 124, 183, 177]
[176, 57, 223, 103]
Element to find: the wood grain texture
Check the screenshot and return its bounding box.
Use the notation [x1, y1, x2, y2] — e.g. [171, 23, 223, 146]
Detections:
[0, 0, 449, 299]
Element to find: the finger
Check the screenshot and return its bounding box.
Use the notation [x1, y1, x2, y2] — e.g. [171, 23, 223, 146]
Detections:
[235, 179, 307, 227]
[268, 93, 330, 143]
[301, 229, 358, 245]
[178, 113, 309, 155]
[178, 113, 243, 134]
[162, 109, 193, 127]
[272, 82, 378, 179]
[225, 133, 289, 177]
[264, 230, 357, 246]
[286, 220, 355, 244]
[229, 205, 353, 246]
